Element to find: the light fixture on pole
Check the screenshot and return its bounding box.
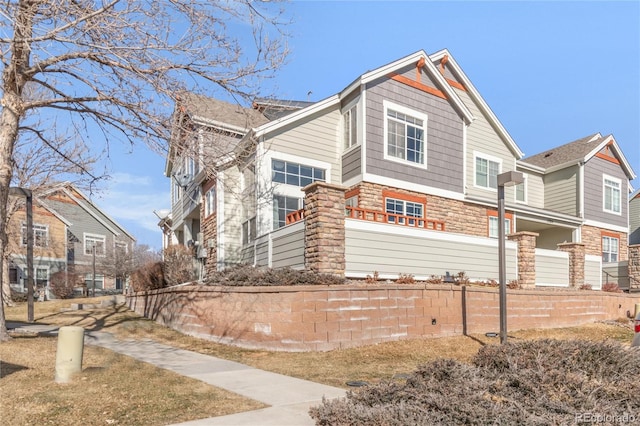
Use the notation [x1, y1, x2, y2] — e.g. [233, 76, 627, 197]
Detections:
[9, 187, 34, 323]
[497, 171, 523, 344]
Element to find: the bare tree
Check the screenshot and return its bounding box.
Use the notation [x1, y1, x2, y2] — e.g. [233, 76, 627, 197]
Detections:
[96, 243, 161, 292]
[0, 0, 290, 341]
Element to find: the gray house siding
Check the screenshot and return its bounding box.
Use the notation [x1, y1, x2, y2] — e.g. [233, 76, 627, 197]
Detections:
[342, 146, 361, 182]
[630, 194, 640, 245]
[543, 166, 578, 216]
[583, 156, 628, 228]
[364, 75, 464, 193]
[271, 226, 305, 269]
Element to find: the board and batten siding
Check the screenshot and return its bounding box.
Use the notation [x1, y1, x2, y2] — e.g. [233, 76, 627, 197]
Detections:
[271, 222, 305, 269]
[543, 166, 578, 216]
[583, 156, 628, 228]
[453, 89, 520, 201]
[263, 108, 341, 184]
[342, 145, 361, 181]
[534, 249, 569, 287]
[364, 71, 464, 193]
[630, 195, 640, 245]
[345, 219, 516, 281]
[585, 254, 602, 289]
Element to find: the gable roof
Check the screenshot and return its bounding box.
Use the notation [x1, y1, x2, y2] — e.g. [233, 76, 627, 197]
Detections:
[40, 183, 136, 241]
[429, 49, 524, 159]
[522, 133, 636, 180]
[177, 92, 269, 133]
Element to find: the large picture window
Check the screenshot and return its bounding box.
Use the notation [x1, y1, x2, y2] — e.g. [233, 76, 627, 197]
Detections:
[603, 175, 621, 214]
[272, 160, 325, 187]
[273, 195, 301, 229]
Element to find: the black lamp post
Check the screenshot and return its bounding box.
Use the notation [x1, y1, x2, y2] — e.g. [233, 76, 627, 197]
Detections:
[497, 171, 523, 344]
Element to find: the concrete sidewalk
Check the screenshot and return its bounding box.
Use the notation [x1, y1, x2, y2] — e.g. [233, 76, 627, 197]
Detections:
[7, 322, 346, 425]
[85, 332, 346, 425]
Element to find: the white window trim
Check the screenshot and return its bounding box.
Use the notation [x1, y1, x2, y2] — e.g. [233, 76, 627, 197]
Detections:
[473, 151, 502, 192]
[488, 216, 511, 239]
[602, 235, 619, 263]
[515, 173, 528, 204]
[602, 174, 622, 216]
[342, 98, 361, 153]
[84, 233, 106, 257]
[382, 100, 428, 169]
[204, 187, 216, 217]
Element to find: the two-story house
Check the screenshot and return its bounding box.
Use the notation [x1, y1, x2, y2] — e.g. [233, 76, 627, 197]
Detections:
[166, 49, 636, 288]
[8, 183, 136, 297]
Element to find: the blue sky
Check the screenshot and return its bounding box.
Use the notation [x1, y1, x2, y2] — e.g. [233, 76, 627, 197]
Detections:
[97, 0, 640, 249]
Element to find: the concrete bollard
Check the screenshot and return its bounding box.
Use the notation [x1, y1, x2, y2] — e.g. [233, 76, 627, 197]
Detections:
[635, 303, 640, 319]
[54, 326, 85, 383]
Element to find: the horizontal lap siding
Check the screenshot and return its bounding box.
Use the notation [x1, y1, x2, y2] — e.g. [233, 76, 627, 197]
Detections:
[342, 146, 361, 181]
[585, 255, 602, 289]
[266, 109, 341, 184]
[256, 241, 269, 266]
[544, 166, 578, 216]
[457, 90, 518, 201]
[272, 227, 304, 269]
[364, 71, 464, 193]
[602, 261, 629, 289]
[345, 225, 517, 281]
[524, 171, 545, 208]
[534, 249, 569, 286]
[241, 246, 254, 264]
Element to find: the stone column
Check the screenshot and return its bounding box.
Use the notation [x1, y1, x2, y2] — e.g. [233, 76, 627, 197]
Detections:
[303, 182, 346, 277]
[558, 242, 585, 288]
[508, 231, 539, 289]
[629, 245, 640, 290]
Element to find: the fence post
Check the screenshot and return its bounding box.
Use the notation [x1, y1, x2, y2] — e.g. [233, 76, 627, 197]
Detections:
[558, 242, 585, 288]
[508, 231, 539, 289]
[303, 182, 346, 277]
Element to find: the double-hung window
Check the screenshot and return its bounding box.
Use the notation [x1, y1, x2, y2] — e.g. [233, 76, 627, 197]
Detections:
[603, 175, 621, 214]
[475, 153, 501, 190]
[515, 174, 527, 203]
[22, 223, 48, 247]
[488, 216, 511, 239]
[385, 197, 424, 225]
[204, 187, 216, 217]
[602, 234, 619, 263]
[343, 104, 358, 150]
[242, 217, 257, 245]
[384, 101, 427, 166]
[85, 234, 106, 256]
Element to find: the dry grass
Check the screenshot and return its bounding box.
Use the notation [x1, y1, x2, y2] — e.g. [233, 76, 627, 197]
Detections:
[2, 297, 636, 424]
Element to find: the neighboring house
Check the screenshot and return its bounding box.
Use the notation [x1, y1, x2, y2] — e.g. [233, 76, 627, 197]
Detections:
[165, 49, 637, 288]
[631, 189, 640, 246]
[8, 183, 136, 297]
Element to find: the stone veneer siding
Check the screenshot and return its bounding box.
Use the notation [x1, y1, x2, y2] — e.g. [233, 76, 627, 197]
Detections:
[128, 284, 640, 352]
[352, 181, 499, 237]
[558, 242, 586, 288]
[629, 245, 640, 288]
[303, 182, 346, 276]
[508, 232, 538, 288]
[582, 224, 628, 261]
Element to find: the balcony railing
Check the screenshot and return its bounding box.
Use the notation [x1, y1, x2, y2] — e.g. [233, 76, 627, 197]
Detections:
[285, 206, 445, 231]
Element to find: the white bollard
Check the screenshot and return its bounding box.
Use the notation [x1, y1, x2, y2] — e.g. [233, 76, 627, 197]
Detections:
[54, 326, 85, 383]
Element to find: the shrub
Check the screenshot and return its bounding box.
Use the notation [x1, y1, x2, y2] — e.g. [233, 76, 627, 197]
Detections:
[507, 279, 520, 289]
[130, 262, 166, 292]
[310, 340, 640, 425]
[49, 271, 80, 299]
[364, 271, 380, 284]
[396, 273, 415, 284]
[456, 271, 469, 285]
[162, 245, 197, 286]
[425, 275, 442, 284]
[579, 283, 593, 290]
[10, 288, 27, 303]
[602, 282, 622, 293]
[204, 264, 345, 286]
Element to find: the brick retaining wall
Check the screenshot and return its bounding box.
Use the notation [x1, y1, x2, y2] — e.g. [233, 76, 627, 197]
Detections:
[127, 284, 640, 352]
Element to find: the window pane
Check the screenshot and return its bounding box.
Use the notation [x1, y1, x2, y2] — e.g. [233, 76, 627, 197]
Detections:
[272, 159, 285, 172]
[314, 168, 325, 181]
[476, 158, 487, 187]
[300, 165, 312, 178]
